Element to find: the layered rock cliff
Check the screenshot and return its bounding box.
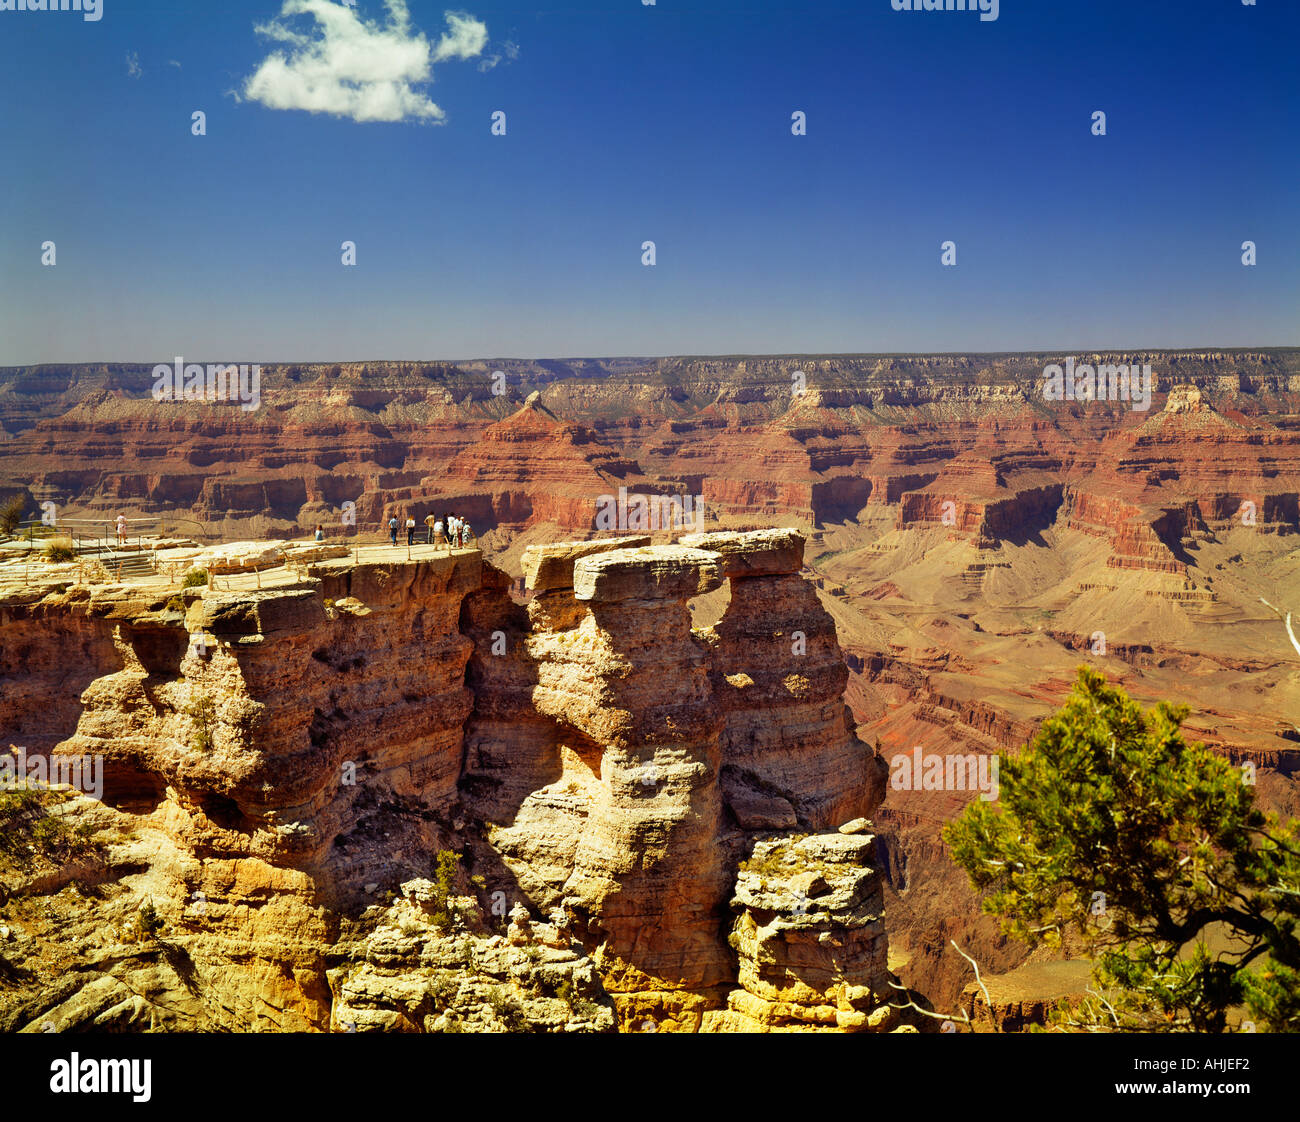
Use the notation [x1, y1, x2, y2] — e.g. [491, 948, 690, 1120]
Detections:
[6, 352, 1300, 549]
[0, 531, 893, 1033]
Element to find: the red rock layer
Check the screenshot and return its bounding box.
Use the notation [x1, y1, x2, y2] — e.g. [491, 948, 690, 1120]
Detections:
[7, 353, 1300, 555]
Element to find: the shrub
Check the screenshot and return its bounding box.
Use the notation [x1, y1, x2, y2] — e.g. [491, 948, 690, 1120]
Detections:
[431, 972, 461, 1009]
[138, 899, 161, 938]
[0, 789, 42, 859]
[429, 850, 462, 930]
[738, 845, 789, 879]
[165, 596, 184, 612]
[43, 540, 75, 563]
[0, 495, 24, 536]
[186, 695, 217, 752]
[0, 788, 98, 864]
[551, 977, 597, 1017]
[182, 568, 209, 588]
[30, 817, 66, 850]
[485, 986, 529, 1032]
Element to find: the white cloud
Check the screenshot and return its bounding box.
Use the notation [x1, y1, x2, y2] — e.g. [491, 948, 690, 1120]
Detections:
[168, 59, 183, 69]
[126, 52, 142, 79]
[243, 1, 487, 124]
[431, 10, 488, 62]
[477, 38, 520, 73]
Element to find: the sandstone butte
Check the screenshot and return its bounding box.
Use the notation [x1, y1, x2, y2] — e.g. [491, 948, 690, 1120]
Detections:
[0, 530, 905, 1033]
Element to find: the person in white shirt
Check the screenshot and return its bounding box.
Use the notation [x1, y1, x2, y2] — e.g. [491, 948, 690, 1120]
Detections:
[405, 515, 416, 546]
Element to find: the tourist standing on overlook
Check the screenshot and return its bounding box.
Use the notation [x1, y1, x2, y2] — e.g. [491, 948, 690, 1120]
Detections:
[115, 513, 127, 546]
[314, 524, 324, 543]
[405, 514, 416, 545]
[388, 515, 398, 546]
[433, 516, 446, 549]
[424, 512, 436, 544]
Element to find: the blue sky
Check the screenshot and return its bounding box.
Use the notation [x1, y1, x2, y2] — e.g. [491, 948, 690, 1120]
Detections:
[1, 0, 1297, 363]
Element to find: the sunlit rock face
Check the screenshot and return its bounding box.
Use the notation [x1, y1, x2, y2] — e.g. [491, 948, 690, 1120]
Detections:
[0, 532, 889, 1033]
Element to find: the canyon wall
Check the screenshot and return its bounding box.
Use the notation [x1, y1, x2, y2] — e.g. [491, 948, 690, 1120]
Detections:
[5, 352, 1300, 548]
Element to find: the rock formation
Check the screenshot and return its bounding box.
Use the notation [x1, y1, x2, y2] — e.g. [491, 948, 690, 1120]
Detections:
[720, 826, 892, 1032]
[682, 529, 883, 831]
[7, 351, 1300, 546]
[460, 529, 889, 1028]
[0, 531, 894, 1032]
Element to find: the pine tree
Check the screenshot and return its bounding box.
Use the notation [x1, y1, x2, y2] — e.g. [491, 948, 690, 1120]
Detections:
[945, 666, 1300, 1031]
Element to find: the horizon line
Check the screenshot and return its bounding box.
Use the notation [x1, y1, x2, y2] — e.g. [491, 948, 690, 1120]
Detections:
[4, 345, 1300, 372]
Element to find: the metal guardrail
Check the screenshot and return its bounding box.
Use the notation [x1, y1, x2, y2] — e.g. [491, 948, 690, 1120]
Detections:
[54, 515, 214, 547]
[4, 514, 213, 551]
[9, 519, 145, 557]
[343, 521, 478, 548]
[9, 519, 57, 543]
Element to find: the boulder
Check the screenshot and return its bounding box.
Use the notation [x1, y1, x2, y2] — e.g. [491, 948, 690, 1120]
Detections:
[521, 536, 650, 593]
[678, 529, 804, 577]
[191, 588, 325, 639]
[573, 546, 724, 602]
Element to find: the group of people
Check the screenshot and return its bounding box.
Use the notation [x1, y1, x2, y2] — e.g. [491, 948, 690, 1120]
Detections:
[386, 511, 473, 549]
[114, 513, 471, 550]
